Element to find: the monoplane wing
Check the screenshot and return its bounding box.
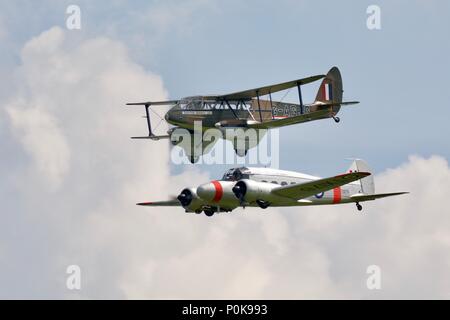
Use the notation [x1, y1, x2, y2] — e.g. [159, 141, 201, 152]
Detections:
[137, 200, 180, 207]
[247, 109, 331, 129]
[272, 172, 371, 200]
[213, 74, 325, 101]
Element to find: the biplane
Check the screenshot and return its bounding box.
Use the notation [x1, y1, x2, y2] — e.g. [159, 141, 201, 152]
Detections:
[127, 67, 359, 163]
[137, 159, 408, 217]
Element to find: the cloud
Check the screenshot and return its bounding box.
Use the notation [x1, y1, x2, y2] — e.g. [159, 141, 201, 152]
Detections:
[7, 102, 70, 189]
[2, 26, 450, 299]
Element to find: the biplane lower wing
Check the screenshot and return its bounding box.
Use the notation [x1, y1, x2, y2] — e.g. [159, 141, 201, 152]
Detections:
[247, 109, 330, 129]
[131, 135, 170, 140]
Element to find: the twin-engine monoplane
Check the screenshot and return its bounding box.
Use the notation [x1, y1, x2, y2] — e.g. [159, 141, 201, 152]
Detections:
[127, 67, 359, 163]
[138, 160, 408, 217]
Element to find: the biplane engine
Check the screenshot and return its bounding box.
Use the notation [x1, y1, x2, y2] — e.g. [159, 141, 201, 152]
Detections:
[231, 179, 286, 209]
[177, 188, 204, 213]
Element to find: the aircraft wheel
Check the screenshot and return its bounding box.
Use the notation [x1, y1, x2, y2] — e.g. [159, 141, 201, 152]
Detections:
[356, 203, 363, 211]
[189, 156, 199, 164]
[234, 149, 248, 157]
[204, 210, 215, 217]
[256, 200, 270, 209]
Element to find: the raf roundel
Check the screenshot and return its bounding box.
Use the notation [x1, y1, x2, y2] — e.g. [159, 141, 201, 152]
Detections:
[315, 192, 324, 199]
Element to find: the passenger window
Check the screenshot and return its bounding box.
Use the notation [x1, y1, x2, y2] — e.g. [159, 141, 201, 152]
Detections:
[271, 181, 278, 184]
[281, 182, 288, 186]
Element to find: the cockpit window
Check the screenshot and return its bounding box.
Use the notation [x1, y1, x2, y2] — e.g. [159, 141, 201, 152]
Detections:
[222, 169, 236, 181]
[233, 169, 243, 181]
[222, 168, 248, 181]
[179, 97, 203, 110]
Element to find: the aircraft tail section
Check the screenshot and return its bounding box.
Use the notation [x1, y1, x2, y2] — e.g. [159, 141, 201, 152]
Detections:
[315, 67, 343, 104]
[348, 159, 375, 195]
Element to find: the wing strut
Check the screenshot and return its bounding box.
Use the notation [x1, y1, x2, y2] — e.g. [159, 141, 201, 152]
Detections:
[269, 92, 274, 120]
[225, 100, 239, 119]
[145, 104, 152, 136]
[127, 103, 170, 141]
[256, 90, 263, 122]
[297, 82, 304, 115]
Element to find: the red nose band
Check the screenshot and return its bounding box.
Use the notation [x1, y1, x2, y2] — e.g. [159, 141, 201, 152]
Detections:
[212, 180, 223, 203]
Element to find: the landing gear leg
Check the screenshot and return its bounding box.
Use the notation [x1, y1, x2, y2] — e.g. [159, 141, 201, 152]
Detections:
[356, 203, 363, 212]
[333, 116, 340, 123]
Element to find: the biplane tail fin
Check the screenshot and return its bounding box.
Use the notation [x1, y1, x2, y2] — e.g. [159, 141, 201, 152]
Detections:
[315, 66, 343, 104]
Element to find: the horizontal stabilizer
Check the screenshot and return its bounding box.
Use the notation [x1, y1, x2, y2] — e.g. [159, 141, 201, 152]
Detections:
[273, 171, 371, 200]
[340, 101, 360, 106]
[312, 101, 360, 108]
[350, 192, 409, 202]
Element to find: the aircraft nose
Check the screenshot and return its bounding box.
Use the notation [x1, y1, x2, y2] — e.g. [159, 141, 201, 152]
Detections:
[197, 181, 223, 203]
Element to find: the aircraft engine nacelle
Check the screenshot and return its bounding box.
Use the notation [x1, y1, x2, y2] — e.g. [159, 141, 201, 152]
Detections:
[196, 181, 239, 208]
[177, 188, 204, 213]
[232, 179, 288, 208]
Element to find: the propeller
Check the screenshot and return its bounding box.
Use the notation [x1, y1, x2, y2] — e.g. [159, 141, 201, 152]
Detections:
[232, 181, 247, 208]
[177, 189, 193, 207]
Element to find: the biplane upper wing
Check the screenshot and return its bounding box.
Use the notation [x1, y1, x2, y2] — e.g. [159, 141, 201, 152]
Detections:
[247, 109, 331, 129]
[126, 100, 179, 106]
[272, 172, 371, 200]
[213, 74, 325, 101]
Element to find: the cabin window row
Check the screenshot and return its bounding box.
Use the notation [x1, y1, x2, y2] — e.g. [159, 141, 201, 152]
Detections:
[262, 180, 296, 186]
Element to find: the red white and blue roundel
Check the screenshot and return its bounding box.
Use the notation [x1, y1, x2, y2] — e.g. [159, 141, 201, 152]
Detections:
[323, 82, 333, 101]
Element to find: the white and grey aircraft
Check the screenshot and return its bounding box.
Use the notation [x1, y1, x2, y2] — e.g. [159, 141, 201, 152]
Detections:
[138, 160, 408, 217]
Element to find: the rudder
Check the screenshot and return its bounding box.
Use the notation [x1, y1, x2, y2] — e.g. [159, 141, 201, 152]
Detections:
[315, 67, 343, 103]
[348, 159, 375, 195]
[315, 67, 343, 116]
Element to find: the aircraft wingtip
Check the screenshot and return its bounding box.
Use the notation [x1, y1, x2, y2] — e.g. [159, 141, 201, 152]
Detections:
[137, 202, 152, 206]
